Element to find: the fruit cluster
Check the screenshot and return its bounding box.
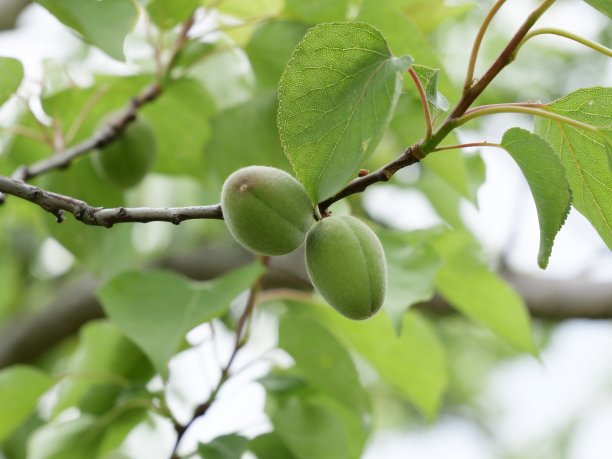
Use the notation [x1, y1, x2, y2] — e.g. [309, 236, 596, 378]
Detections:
[222, 166, 387, 320]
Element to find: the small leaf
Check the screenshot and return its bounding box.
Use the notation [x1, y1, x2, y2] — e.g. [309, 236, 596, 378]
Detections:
[97, 263, 264, 378]
[411, 64, 449, 112]
[534, 87, 612, 249]
[307, 303, 447, 419]
[432, 231, 536, 354]
[582, 0, 612, 18]
[197, 434, 249, 459]
[380, 231, 441, 332]
[501, 128, 571, 268]
[0, 57, 24, 107]
[147, 0, 199, 30]
[284, 0, 348, 23]
[278, 22, 413, 202]
[0, 366, 53, 442]
[37, 0, 139, 61]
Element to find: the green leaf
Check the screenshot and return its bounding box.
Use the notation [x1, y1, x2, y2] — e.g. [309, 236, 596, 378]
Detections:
[245, 20, 309, 90]
[308, 304, 447, 418]
[0, 57, 23, 107]
[28, 416, 101, 459]
[36, 0, 139, 61]
[97, 263, 264, 378]
[583, 0, 612, 18]
[147, 0, 199, 30]
[143, 78, 215, 177]
[205, 91, 291, 183]
[52, 320, 153, 417]
[279, 315, 369, 415]
[250, 433, 297, 459]
[269, 395, 353, 459]
[217, 0, 283, 19]
[411, 64, 449, 112]
[278, 22, 413, 202]
[379, 231, 441, 332]
[501, 128, 571, 269]
[0, 366, 53, 442]
[284, 0, 348, 23]
[197, 434, 249, 459]
[534, 87, 612, 249]
[432, 231, 536, 354]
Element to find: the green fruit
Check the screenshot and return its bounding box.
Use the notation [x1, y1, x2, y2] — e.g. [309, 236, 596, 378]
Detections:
[305, 215, 386, 320]
[221, 166, 314, 256]
[93, 118, 156, 188]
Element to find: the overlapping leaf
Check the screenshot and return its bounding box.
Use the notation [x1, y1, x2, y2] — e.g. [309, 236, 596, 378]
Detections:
[37, 0, 139, 61]
[278, 22, 413, 202]
[502, 128, 571, 268]
[0, 366, 53, 442]
[432, 231, 536, 354]
[534, 87, 612, 248]
[97, 263, 263, 378]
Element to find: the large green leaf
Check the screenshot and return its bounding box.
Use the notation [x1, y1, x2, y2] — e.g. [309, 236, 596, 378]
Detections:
[278, 22, 413, 202]
[0, 57, 23, 107]
[583, 0, 612, 18]
[501, 128, 571, 268]
[52, 320, 153, 417]
[432, 231, 535, 354]
[279, 315, 369, 415]
[534, 87, 612, 248]
[245, 20, 309, 90]
[284, 0, 348, 23]
[0, 366, 53, 442]
[380, 231, 441, 332]
[308, 304, 447, 419]
[197, 434, 249, 459]
[97, 263, 264, 378]
[36, 0, 139, 61]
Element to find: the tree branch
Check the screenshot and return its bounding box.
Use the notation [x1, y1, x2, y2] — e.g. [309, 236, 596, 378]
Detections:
[0, 174, 223, 225]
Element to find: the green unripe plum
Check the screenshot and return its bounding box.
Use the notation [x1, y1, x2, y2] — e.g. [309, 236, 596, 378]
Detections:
[221, 165, 314, 256]
[305, 215, 387, 320]
[93, 118, 156, 189]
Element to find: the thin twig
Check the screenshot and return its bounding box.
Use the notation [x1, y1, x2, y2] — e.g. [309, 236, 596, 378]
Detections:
[433, 141, 502, 152]
[458, 104, 600, 134]
[511, 27, 612, 60]
[463, 0, 507, 94]
[170, 260, 267, 459]
[0, 174, 223, 226]
[407, 67, 432, 138]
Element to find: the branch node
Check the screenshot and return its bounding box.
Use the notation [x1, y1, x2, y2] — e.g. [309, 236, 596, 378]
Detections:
[54, 210, 65, 223]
